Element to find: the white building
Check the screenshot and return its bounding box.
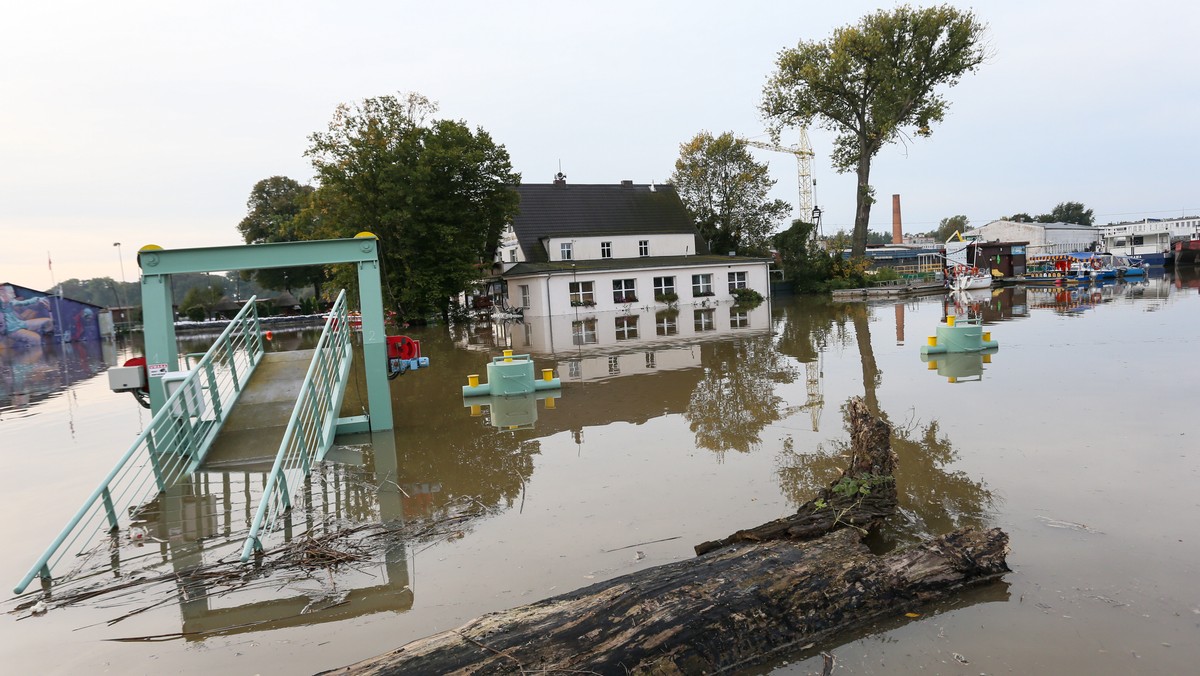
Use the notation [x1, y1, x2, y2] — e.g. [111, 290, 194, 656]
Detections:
[496, 178, 772, 318]
[1098, 216, 1200, 265]
[965, 220, 1099, 256]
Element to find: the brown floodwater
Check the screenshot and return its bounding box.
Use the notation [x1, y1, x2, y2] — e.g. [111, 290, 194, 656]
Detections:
[3, 269, 1199, 675]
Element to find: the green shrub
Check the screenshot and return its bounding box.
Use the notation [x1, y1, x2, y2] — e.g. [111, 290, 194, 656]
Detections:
[731, 287, 764, 304]
[872, 267, 902, 281]
[185, 305, 206, 322]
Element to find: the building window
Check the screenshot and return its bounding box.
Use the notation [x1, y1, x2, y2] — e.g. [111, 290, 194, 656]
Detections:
[694, 308, 715, 331]
[569, 281, 594, 306]
[656, 310, 678, 336]
[653, 276, 675, 301]
[509, 249, 518, 263]
[571, 319, 597, 345]
[692, 273, 713, 297]
[608, 356, 621, 375]
[728, 271, 747, 292]
[730, 308, 749, 328]
[639, 240, 649, 257]
[567, 360, 581, 378]
[645, 352, 656, 369]
[601, 241, 612, 259]
[615, 315, 639, 340]
[560, 242, 573, 260]
[519, 284, 530, 309]
[613, 279, 637, 303]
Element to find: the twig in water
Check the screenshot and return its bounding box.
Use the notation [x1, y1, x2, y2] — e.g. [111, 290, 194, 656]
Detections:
[603, 536, 682, 553]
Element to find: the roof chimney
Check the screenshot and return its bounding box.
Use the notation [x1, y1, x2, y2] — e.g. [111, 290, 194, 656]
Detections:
[621, 179, 633, 188]
[892, 194, 903, 245]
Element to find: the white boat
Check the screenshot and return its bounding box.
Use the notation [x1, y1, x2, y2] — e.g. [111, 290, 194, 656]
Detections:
[943, 233, 993, 292]
[948, 265, 992, 291]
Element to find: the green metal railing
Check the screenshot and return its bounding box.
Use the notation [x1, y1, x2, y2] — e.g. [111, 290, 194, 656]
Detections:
[240, 290, 354, 561]
[14, 298, 264, 594]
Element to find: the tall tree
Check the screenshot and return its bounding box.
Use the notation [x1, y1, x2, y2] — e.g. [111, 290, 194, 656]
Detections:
[670, 131, 791, 256]
[306, 93, 520, 320]
[761, 5, 987, 258]
[237, 176, 325, 298]
[1036, 201, 1094, 225]
[935, 214, 970, 242]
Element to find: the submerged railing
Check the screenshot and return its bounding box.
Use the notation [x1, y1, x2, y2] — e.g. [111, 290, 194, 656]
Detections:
[15, 297, 265, 594]
[240, 289, 354, 561]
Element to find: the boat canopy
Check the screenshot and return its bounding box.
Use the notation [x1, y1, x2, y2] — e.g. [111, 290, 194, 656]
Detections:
[1027, 252, 1102, 264]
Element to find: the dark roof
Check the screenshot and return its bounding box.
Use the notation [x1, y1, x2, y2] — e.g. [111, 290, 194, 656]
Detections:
[504, 254, 772, 277]
[512, 182, 709, 262]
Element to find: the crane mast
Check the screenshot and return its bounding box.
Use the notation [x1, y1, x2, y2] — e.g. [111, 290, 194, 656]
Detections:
[743, 129, 815, 223]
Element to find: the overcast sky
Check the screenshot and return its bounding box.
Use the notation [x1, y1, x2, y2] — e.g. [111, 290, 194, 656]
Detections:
[3, 0, 1197, 286]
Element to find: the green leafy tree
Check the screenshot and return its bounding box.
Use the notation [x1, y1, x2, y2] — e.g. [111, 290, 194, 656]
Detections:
[774, 219, 832, 292]
[306, 93, 520, 321]
[670, 131, 791, 256]
[179, 284, 224, 320]
[1004, 212, 1033, 223]
[1036, 201, 1094, 225]
[761, 5, 987, 259]
[236, 176, 326, 298]
[935, 214, 970, 242]
[865, 230, 892, 245]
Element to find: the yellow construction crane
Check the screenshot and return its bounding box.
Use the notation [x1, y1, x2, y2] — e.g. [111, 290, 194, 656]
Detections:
[743, 129, 816, 225]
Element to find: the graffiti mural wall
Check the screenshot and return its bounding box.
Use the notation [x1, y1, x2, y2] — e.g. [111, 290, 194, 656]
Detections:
[1, 283, 103, 348]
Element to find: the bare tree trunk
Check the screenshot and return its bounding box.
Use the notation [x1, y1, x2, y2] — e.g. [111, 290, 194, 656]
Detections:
[696, 396, 891, 555]
[323, 528, 1009, 676]
[851, 142, 874, 259]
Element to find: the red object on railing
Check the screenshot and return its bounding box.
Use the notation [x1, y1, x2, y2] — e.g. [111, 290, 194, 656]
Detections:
[123, 357, 149, 393]
[387, 335, 420, 361]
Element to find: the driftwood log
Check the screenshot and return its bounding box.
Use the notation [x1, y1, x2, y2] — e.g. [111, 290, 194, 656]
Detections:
[324, 398, 1010, 675]
[696, 397, 897, 555]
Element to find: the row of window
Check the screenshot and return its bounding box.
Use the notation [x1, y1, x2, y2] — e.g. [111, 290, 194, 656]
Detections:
[569, 272, 747, 305]
[562, 240, 650, 261]
[570, 307, 752, 345]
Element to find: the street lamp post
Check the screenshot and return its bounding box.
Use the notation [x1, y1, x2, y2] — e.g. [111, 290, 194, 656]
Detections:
[112, 242, 127, 317]
[113, 242, 126, 284]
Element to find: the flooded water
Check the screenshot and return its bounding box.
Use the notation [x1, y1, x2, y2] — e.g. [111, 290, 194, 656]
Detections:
[3, 270, 1199, 675]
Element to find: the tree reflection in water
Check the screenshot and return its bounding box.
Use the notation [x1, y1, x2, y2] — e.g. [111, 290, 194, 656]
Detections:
[685, 333, 799, 456]
[773, 296, 994, 547]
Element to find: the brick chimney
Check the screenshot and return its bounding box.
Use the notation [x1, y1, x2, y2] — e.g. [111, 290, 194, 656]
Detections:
[892, 194, 903, 245]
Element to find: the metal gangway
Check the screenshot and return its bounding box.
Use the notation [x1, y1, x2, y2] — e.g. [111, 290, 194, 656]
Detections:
[14, 291, 361, 594]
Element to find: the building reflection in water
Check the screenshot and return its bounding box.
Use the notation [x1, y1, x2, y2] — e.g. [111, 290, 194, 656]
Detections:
[1, 338, 115, 414]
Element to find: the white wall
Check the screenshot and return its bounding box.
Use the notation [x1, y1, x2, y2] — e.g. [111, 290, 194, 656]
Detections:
[506, 260, 770, 318]
[546, 233, 697, 261]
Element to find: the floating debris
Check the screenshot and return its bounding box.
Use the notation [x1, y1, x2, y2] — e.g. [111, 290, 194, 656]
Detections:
[1035, 515, 1103, 534]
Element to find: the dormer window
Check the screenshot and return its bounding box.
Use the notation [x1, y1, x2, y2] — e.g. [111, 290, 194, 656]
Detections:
[639, 240, 649, 257]
[601, 241, 612, 258]
[561, 242, 573, 260]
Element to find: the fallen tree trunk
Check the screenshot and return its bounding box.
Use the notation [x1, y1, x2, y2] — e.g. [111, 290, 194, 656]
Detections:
[324, 527, 1009, 675]
[696, 397, 897, 556]
[324, 398, 1010, 675]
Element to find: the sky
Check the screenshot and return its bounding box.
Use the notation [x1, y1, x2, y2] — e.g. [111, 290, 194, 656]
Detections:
[3, 0, 1198, 287]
